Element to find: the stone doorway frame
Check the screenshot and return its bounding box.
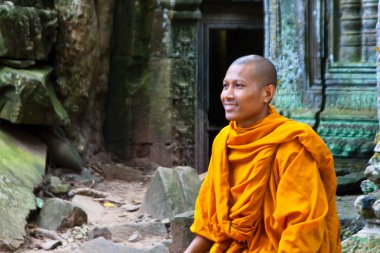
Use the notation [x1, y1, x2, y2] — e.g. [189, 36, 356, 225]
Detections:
[196, 0, 265, 173]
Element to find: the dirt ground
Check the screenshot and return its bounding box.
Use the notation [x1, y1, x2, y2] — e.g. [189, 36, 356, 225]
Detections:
[15, 160, 163, 253]
[11, 156, 362, 252]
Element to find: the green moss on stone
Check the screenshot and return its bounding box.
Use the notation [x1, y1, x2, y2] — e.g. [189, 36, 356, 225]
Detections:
[342, 235, 380, 253]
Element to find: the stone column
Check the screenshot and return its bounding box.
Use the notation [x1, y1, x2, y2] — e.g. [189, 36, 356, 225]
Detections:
[266, 0, 320, 126]
[361, 0, 378, 62]
[159, 0, 202, 166]
[339, 0, 362, 62]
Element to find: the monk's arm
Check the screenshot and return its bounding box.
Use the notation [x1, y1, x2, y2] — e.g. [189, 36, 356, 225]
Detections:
[184, 235, 213, 253]
[275, 143, 333, 252]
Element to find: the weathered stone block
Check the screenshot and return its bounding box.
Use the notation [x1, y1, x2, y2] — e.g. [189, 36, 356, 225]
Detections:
[337, 171, 367, 195]
[72, 237, 170, 253]
[0, 3, 57, 60]
[365, 165, 380, 185]
[0, 66, 69, 124]
[36, 198, 87, 231]
[141, 166, 201, 220]
[107, 222, 168, 243]
[101, 163, 144, 182]
[170, 211, 195, 253]
[47, 176, 71, 195]
[354, 195, 377, 219]
[0, 124, 46, 251]
[88, 227, 112, 240]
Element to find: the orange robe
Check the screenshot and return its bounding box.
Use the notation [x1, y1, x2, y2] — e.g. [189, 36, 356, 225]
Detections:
[190, 106, 341, 253]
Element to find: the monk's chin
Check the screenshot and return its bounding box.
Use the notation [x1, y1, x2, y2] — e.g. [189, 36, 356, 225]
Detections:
[224, 114, 234, 122]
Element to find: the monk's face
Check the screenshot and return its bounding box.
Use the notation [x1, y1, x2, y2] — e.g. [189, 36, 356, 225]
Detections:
[221, 63, 273, 127]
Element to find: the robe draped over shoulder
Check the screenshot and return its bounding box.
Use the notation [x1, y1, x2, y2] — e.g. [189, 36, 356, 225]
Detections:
[190, 105, 341, 253]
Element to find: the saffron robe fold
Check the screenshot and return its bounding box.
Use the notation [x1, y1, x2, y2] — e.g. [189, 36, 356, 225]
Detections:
[190, 106, 341, 253]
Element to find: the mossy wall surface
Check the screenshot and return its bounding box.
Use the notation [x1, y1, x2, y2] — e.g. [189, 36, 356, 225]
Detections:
[266, 0, 378, 172]
[0, 124, 46, 250]
[105, 0, 200, 166]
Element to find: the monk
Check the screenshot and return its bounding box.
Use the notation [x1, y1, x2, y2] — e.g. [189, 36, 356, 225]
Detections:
[185, 55, 341, 253]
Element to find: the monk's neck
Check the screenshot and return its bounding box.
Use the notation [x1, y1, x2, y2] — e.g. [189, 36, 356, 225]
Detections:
[236, 106, 270, 129]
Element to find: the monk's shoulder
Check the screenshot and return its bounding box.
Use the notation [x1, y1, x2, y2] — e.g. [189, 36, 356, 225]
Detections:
[276, 138, 304, 158]
[282, 119, 315, 134]
[275, 139, 312, 177]
[275, 120, 316, 157]
[215, 125, 230, 139]
[279, 119, 322, 141]
[210, 125, 230, 147]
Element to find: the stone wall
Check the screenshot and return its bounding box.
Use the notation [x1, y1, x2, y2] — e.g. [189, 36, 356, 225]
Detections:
[54, 0, 116, 159]
[1, 0, 201, 168]
[266, 0, 378, 173]
[105, 0, 156, 161]
[105, 0, 201, 167]
[0, 0, 116, 162]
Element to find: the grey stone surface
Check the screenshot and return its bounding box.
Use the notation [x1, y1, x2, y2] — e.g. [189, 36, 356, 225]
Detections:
[0, 66, 69, 124]
[71, 195, 105, 224]
[101, 163, 144, 182]
[365, 165, 380, 185]
[170, 211, 195, 253]
[354, 195, 377, 219]
[107, 222, 168, 243]
[337, 195, 365, 240]
[36, 198, 87, 231]
[88, 227, 112, 240]
[340, 196, 366, 239]
[342, 223, 380, 252]
[141, 166, 201, 220]
[128, 231, 143, 242]
[40, 239, 62, 250]
[337, 171, 366, 195]
[47, 176, 71, 195]
[337, 195, 362, 223]
[53, 0, 115, 160]
[0, 124, 46, 251]
[0, 4, 57, 60]
[72, 237, 169, 253]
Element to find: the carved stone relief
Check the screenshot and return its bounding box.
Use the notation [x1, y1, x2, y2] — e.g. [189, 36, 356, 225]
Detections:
[159, 0, 201, 166]
[267, 0, 378, 170]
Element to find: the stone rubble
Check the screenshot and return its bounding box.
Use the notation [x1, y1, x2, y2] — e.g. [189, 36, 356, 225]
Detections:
[342, 158, 380, 251]
[12, 166, 192, 252]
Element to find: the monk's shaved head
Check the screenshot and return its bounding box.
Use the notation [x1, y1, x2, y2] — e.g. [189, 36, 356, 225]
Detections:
[231, 55, 277, 88]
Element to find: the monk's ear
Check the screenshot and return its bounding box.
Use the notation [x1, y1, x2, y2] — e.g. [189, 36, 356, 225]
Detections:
[263, 84, 276, 103]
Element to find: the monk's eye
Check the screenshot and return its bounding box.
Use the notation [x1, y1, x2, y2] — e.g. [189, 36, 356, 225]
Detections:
[235, 83, 244, 88]
[222, 83, 229, 89]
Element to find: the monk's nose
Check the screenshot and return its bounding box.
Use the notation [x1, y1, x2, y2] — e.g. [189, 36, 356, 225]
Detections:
[224, 87, 235, 99]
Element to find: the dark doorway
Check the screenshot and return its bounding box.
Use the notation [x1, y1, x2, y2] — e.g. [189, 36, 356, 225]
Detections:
[208, 28, 264, 153]
[196, 0, 264, 172]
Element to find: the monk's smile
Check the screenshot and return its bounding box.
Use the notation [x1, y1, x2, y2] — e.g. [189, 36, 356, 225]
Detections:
[223, 103, 238, 112]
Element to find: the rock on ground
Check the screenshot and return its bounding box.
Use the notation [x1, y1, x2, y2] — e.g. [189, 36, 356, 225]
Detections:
[0, 124, 46, 251]
[141, 166, 201, 220]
